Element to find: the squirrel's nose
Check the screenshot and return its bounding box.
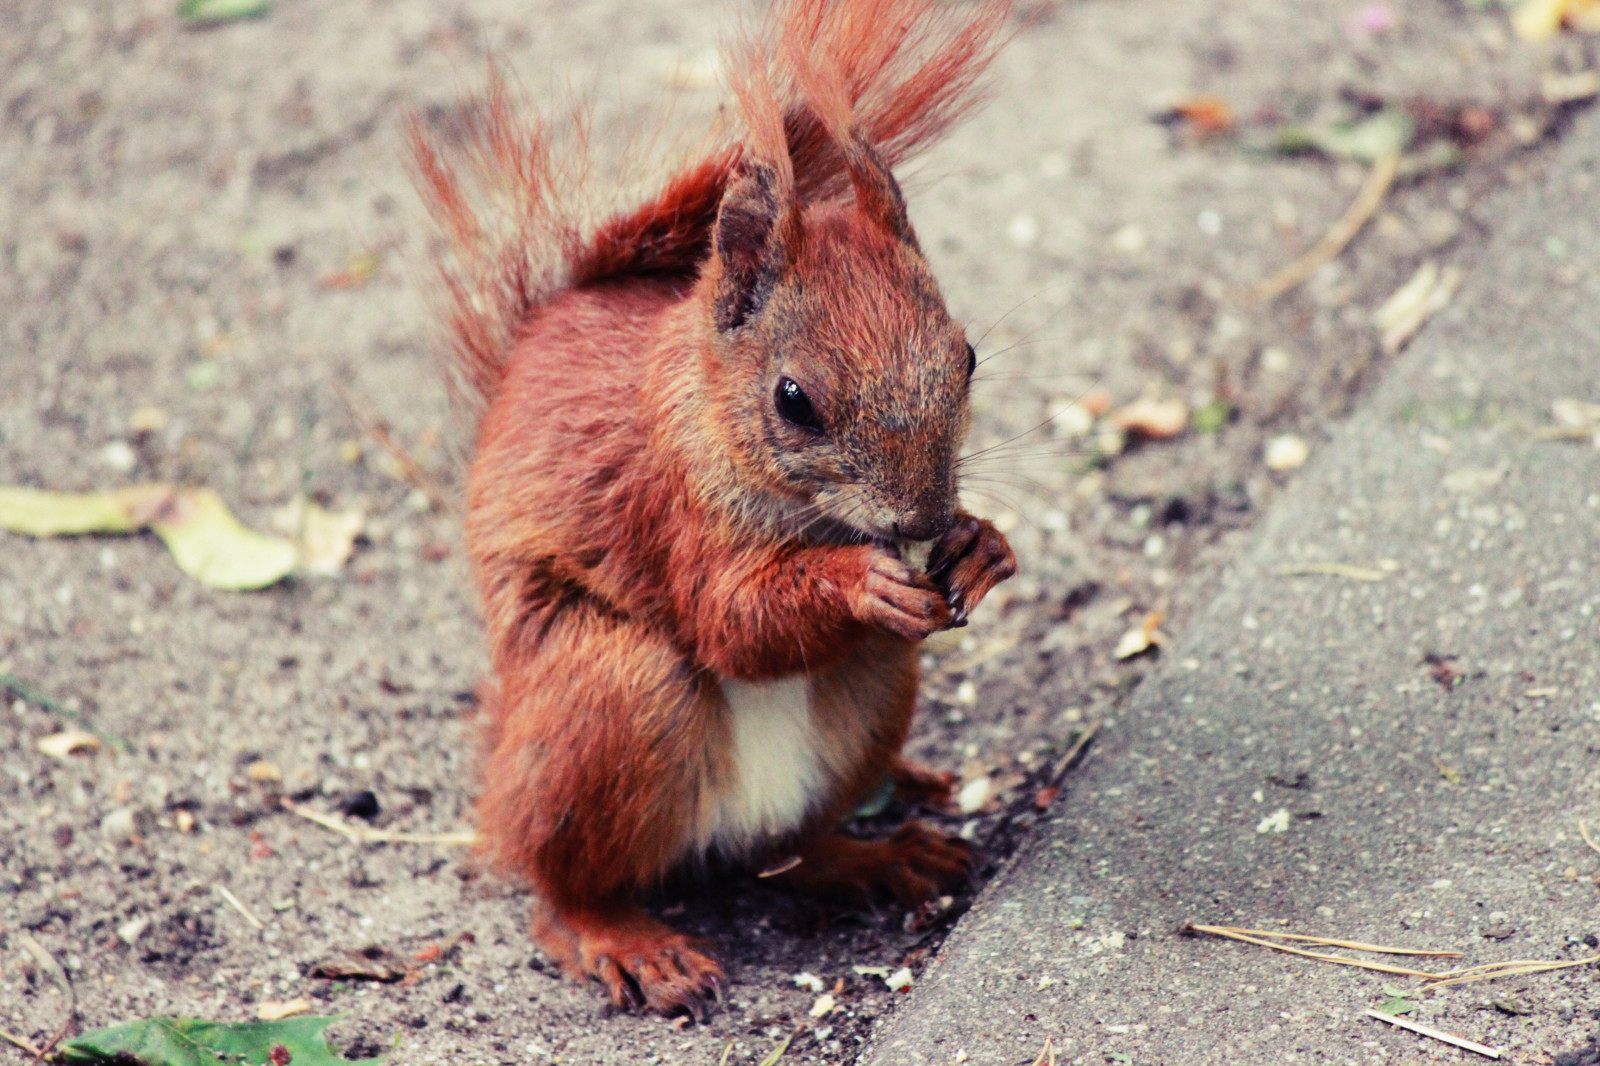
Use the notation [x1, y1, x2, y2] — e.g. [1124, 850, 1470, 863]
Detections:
[891, 508, 954, 543]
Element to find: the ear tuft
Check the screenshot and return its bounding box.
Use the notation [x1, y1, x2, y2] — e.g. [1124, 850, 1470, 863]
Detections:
[711, 162, 797, 332]
[843, 135, 917, 249]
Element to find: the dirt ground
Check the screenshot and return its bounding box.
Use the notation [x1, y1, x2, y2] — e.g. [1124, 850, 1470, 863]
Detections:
[0, 0, 1589, 1063]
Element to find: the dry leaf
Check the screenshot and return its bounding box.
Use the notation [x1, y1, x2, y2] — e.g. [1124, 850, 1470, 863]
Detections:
[320, 253, 380, 290]
[1373, 261, 1462, 353]
[1552, 398, 1600, 426]
[246, 760, 283, 782]
[37, 730, 101, 759]
[1110, 398, 1189, 439]
[0, 484, 296, 590]
[809, 993, 837, 1018]
[308, 945, 410, 983]
[272, 495, 364, 576]
[1171, 94, 1233, 135]
[1542, 70, 1600, 104]
[1442, 465, 1507, 493]
[1113, 611, 1167, 660]
[256, 998, 311, 1022]
[1511, 0, 1599, 39]
[0, 484, 172, 536]
[793, 972, 825, 993]
[151, 489, 297, 590]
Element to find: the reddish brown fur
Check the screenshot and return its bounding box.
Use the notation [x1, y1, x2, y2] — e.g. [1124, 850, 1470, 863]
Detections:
[413, 0, 1017, 1019]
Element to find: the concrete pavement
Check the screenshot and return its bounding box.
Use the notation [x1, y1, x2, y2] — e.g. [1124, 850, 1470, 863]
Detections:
[864, 106, 1600, 1066]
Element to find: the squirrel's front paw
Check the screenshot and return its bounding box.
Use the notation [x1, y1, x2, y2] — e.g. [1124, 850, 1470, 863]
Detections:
[853, 551, 952, 641]
[926, 514, 1017, 626]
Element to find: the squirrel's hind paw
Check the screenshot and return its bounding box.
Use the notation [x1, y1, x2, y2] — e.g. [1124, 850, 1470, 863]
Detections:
[535, 904, 724, 1022]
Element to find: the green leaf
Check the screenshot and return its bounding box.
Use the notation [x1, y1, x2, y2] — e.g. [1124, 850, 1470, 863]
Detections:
[1276, 108, 1414, 163]
[1192, 400, 1235, 435]
[1375, 996, 1419, 1016]
[60, 1015, 382, 1066]
[176, 0, 270, 25]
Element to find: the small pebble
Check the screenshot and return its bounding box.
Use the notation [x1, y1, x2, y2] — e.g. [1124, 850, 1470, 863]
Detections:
[117, 917, 150, 945]
[100, 806, 151, 843]
[100, 440, 137, 472]
[1006, 213, 1040, 247]
[1263, 434, 1310, 471]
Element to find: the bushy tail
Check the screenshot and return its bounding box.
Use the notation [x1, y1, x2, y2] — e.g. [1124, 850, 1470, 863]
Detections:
[410, 0, 1012, 411]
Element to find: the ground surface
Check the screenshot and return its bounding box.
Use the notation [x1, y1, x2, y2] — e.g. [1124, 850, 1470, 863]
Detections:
[0, 0, 1590, 1064]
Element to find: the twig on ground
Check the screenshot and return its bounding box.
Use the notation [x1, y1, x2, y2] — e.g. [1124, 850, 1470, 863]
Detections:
[216, 885, 265, 931]
[1050, 717, 1104, 784]
[717, 1040, 734, 1066]
[32, 1015, 73, 1065]
[281, 798, 477, 846]
[1274, 563, 1386, 582]
[1030, 1035, 1057, 1066]
[334, 384, 456, 515]
[1534, 424, 1600, 441]
[1364, 1009, 1500, 1059]
[1254, 149, 1400, 303]
[1579, 819, 1600, 859]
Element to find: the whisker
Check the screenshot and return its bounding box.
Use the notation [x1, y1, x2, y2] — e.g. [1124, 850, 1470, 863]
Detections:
[967, 280, 1077, 353]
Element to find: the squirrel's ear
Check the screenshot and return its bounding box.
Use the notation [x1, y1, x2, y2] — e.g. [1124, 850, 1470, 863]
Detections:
[846, 138, 918, 251]
[711, 161, 798, 333]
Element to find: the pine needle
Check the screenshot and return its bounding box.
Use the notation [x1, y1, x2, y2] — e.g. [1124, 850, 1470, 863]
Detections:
[1579, 819, 1600, 859]
[1187, 924, 1600, 989]
[1184, 925, 1446, 978]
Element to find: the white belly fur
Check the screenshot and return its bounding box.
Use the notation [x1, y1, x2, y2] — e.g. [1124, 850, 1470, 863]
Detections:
[699, 676, 823, 856]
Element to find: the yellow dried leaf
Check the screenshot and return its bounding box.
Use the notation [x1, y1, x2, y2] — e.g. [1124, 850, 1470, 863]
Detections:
[1513, 0, 1569, 37]
[150, 489, 297, 590]
[1110, 398, 1189, 439]
[255, 998, 311, 1021]
[37, 730, 101, 759]
[1512, 0, 1600, 38]
[272, 495, 365, 576]
[0, 484, 173, 537]
[245, 760, 282, 782]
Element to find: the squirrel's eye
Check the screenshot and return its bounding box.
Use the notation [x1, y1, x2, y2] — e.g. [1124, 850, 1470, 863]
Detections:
[965, 342, 977, 378]
[774, 377, 822, 432]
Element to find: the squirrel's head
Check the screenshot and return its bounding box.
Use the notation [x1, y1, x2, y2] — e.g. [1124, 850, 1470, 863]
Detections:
[699, 142, 972, 545]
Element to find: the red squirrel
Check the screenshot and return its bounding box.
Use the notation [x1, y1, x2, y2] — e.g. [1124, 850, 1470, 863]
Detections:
[410, 0, 1016, 1019]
